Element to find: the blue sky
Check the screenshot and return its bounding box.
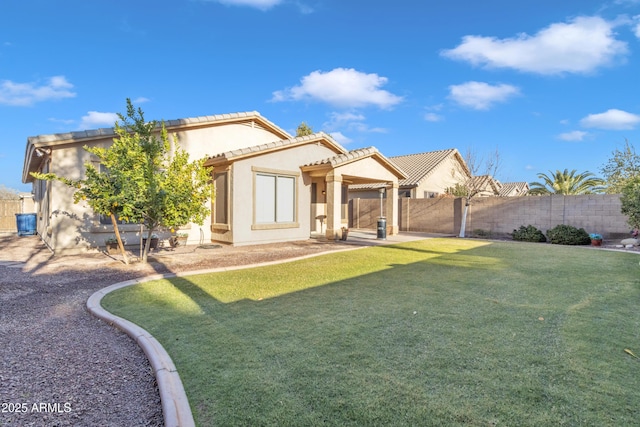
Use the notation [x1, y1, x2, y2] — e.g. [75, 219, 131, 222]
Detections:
[2, 0, 640, 192]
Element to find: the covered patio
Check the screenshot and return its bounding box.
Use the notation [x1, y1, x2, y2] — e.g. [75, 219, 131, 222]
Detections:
[301, 147, 407, 241]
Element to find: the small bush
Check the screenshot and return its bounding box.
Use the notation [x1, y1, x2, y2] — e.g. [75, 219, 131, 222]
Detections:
[547, 224, 591, 245]
[512, 225, 547, 242]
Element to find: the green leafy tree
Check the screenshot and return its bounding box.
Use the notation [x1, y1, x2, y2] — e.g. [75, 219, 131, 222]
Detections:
[620, 176, 640, 229]
[529, 169, 605, 195]
[445, 183, 469, 197]
[600, 140, 640, 194]
[296, 122, 314, 136]
[32, 99, 213, 263]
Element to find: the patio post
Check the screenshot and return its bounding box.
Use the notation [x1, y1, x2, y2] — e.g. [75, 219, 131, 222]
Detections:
[325, 172, 343, 240]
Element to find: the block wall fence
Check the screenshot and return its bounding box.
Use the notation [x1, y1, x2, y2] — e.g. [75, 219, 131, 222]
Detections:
[0, 200, 23, 232]
[349, 194, 632, 239]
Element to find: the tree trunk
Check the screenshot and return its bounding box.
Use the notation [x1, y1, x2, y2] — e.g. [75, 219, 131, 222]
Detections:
[110, 213, 129, 265]
[141, 228, 155, 264]
[459, 201, 469, 238]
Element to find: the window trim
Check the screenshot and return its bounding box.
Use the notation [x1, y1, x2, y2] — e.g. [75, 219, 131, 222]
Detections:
[212, 168, 231, 230]
[251, 167, 300, 230]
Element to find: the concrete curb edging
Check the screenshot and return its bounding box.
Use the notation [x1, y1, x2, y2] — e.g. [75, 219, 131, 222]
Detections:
[87, 274, 195, 427]
[86, 245, 367, 427]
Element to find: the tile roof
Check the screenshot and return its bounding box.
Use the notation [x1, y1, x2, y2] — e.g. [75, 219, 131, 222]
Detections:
[392, 148, 462, 186]
[350, 148, 464, 190]
[206, 132, 347, 164]
[471, 175, 501, 195]
[303, 147, 407, 179]
[498, 181, 530, 197]
[303, 146, 379, 167]
[26, 111, 289, 146]
[23, 111, 292, 183]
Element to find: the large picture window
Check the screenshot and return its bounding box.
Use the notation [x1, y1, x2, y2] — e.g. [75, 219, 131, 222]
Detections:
[254, 171, 297, 226]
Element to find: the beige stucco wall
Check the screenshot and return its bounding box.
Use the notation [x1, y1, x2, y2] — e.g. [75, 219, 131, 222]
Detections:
[30, 120, 288, 254]
[212, 143, 340, 246]
[174, 122, 287, 161]
[413, 157, 467, 198]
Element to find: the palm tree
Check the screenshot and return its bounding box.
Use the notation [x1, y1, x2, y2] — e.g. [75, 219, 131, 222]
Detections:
[529, 169, 605, 195]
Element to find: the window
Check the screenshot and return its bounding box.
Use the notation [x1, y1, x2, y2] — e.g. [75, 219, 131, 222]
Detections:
[253, 169, 298, 228]
[213, 171, 229, 225]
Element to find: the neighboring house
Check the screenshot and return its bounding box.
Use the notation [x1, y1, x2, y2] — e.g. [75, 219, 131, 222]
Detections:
[471, 177, 530, 197]
[22, 111, 406, 254]
[498, 182, 529, 197]
[349, 148, 471, 199]
[470, 175, 502, 197]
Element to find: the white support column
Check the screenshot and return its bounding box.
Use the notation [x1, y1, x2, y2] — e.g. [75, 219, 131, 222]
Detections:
[325, 172, 343, 240]
[386, 182, 399, 235]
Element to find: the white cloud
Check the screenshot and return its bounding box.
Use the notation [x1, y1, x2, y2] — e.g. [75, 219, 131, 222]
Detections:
[131, 97, 150, 104]
[79, 111, 119, 129]
[322, 111, 387, 134]
[633, 15, 640, 38]
[448, 81, 520, 110]
[328, 131, 352, 145]
[210, 0, 282, 10]
[272, 68, 403, 109]
[0, 75, 76, 106]
[557, 130, 588, 141]
[327, 111, 366, 124]
[441, 16, 628, 75]
[580, 109, 640, 130]
[424, 113, 444, 122]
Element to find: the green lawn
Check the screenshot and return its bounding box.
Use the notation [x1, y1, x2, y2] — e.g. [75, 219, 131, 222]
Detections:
[102, 238, 640, 426]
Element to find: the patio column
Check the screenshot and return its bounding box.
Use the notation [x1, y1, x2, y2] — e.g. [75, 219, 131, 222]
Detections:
[386, 182, 399, 235]
[325, 172, 343, 240]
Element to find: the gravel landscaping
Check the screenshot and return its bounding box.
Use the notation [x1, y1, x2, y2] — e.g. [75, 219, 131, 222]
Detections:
[0, 234, 352, 427]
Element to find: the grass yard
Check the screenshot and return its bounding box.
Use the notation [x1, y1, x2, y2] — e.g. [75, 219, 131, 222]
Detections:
[102, 238, 640, 426]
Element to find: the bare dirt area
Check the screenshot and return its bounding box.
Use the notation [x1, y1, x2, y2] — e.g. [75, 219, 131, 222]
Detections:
[0, 234, 355, 427]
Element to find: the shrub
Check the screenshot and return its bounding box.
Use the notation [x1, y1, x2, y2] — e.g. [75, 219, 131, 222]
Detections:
[547, 224, 591, 245]
[512, 225, 547, 242]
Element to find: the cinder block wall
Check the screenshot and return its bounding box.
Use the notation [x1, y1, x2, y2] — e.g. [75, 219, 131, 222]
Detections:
[350, 195, 631, 239]
[0, 200, 23, 232]
[467, 194, 629, 238]
[348, 198, 381, 229]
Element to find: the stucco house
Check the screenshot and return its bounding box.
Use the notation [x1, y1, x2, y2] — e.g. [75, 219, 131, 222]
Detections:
[22, 112, 406, 254]
[471, 176, 530, 197]
[349, 148, 471, 199]
[498, 181, 530, 197]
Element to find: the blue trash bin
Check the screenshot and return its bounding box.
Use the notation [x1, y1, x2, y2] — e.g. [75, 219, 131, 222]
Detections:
[15, 213, 37, 236]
